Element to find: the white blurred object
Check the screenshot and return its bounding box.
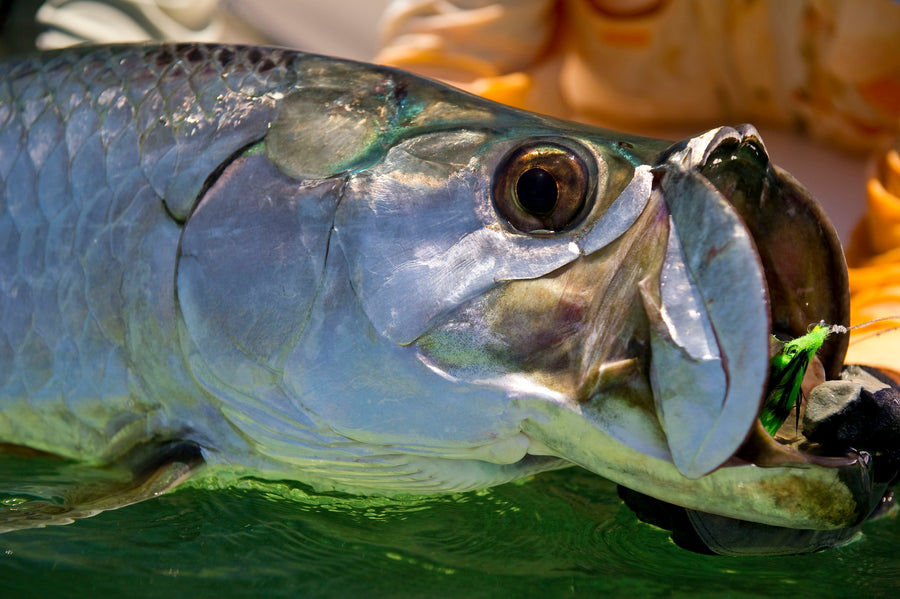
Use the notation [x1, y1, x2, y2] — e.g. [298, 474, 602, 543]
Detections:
[225, 0, 394, 60]
[35, 0, 394, 61]
[36, 0, 226, 47]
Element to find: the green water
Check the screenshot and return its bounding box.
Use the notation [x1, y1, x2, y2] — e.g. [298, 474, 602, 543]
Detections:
[2, 455, 899, 598]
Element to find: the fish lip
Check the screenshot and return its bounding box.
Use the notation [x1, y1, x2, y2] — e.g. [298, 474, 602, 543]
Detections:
[655, 124, 768, 172]
[726, 419, 862, 470]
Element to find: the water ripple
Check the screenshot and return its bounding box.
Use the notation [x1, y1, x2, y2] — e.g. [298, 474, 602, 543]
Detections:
[3, 456, 900, 598]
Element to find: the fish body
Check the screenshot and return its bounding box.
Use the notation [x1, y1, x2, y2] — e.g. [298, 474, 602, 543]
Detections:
[0, 44, 884, 546]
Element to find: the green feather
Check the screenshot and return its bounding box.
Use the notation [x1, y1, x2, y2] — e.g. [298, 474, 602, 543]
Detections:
[760, 324, 830, 436]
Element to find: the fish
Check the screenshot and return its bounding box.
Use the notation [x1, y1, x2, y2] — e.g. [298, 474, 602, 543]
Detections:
[0, 43, 894, 554]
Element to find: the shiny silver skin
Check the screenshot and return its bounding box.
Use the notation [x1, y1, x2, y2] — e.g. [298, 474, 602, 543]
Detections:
[0, 44, 866, 531]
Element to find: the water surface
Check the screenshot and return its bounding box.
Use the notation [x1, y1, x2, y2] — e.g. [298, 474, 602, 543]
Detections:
[2, 454, 898, 598]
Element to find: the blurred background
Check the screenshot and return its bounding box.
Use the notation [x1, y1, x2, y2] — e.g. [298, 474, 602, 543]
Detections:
[0, 0, 393, 60]
[0, 0, 872, 244]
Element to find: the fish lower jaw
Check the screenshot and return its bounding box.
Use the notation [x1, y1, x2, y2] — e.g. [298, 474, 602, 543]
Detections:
[727, 418, 861, 471]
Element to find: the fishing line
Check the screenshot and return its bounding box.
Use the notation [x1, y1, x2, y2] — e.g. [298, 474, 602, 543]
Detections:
[834, 315, 900, 346]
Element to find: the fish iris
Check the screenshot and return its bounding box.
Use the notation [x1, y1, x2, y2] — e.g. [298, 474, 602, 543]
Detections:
[491, 140, 593, 233]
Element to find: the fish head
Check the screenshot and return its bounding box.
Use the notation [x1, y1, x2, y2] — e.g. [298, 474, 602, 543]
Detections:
[321, 73, 871, 532]
[197, 60, 876, 538]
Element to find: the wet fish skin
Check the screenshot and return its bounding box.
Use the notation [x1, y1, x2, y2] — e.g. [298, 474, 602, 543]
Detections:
[0, 44, 873, 536]
[0, 45, 292, 461]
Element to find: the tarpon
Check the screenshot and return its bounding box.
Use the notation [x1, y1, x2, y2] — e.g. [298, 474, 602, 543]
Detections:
[0, 44, 895, 554]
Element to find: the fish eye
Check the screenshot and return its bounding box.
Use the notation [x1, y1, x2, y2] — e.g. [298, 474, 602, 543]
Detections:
[492, 141, 592, 233]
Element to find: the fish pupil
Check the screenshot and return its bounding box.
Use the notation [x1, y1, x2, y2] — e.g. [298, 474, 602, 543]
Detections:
[516, 167, 558, 216]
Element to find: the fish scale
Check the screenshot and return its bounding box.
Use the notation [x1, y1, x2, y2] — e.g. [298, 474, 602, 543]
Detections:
[0, 45, 294, 460]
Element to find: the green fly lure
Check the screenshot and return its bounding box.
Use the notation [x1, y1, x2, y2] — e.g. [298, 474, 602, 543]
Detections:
[761, 317, 900, 436]
[760, 323, 835, 436]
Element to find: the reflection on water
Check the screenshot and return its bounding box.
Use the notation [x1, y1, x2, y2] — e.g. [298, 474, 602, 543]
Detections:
[2, 454, 900, 598]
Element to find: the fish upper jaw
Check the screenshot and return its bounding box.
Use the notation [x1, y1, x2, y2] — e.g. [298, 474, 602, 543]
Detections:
[638, 125, 775, 478]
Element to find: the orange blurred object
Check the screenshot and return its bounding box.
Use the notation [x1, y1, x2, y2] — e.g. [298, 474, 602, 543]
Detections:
[846, 150, 900, 377]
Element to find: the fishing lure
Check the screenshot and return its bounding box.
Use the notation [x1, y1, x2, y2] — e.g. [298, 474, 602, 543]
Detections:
[760, 324, 835, 436]
[761, 317, 900, 436]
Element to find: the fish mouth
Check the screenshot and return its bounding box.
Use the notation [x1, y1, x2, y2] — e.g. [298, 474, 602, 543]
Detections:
[653, 126, 854, 462]
[666, 125, 852, 469]
[635, 126, 897, 536]
[690, 126, 849, 377]
[508, 125, 885, 535]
